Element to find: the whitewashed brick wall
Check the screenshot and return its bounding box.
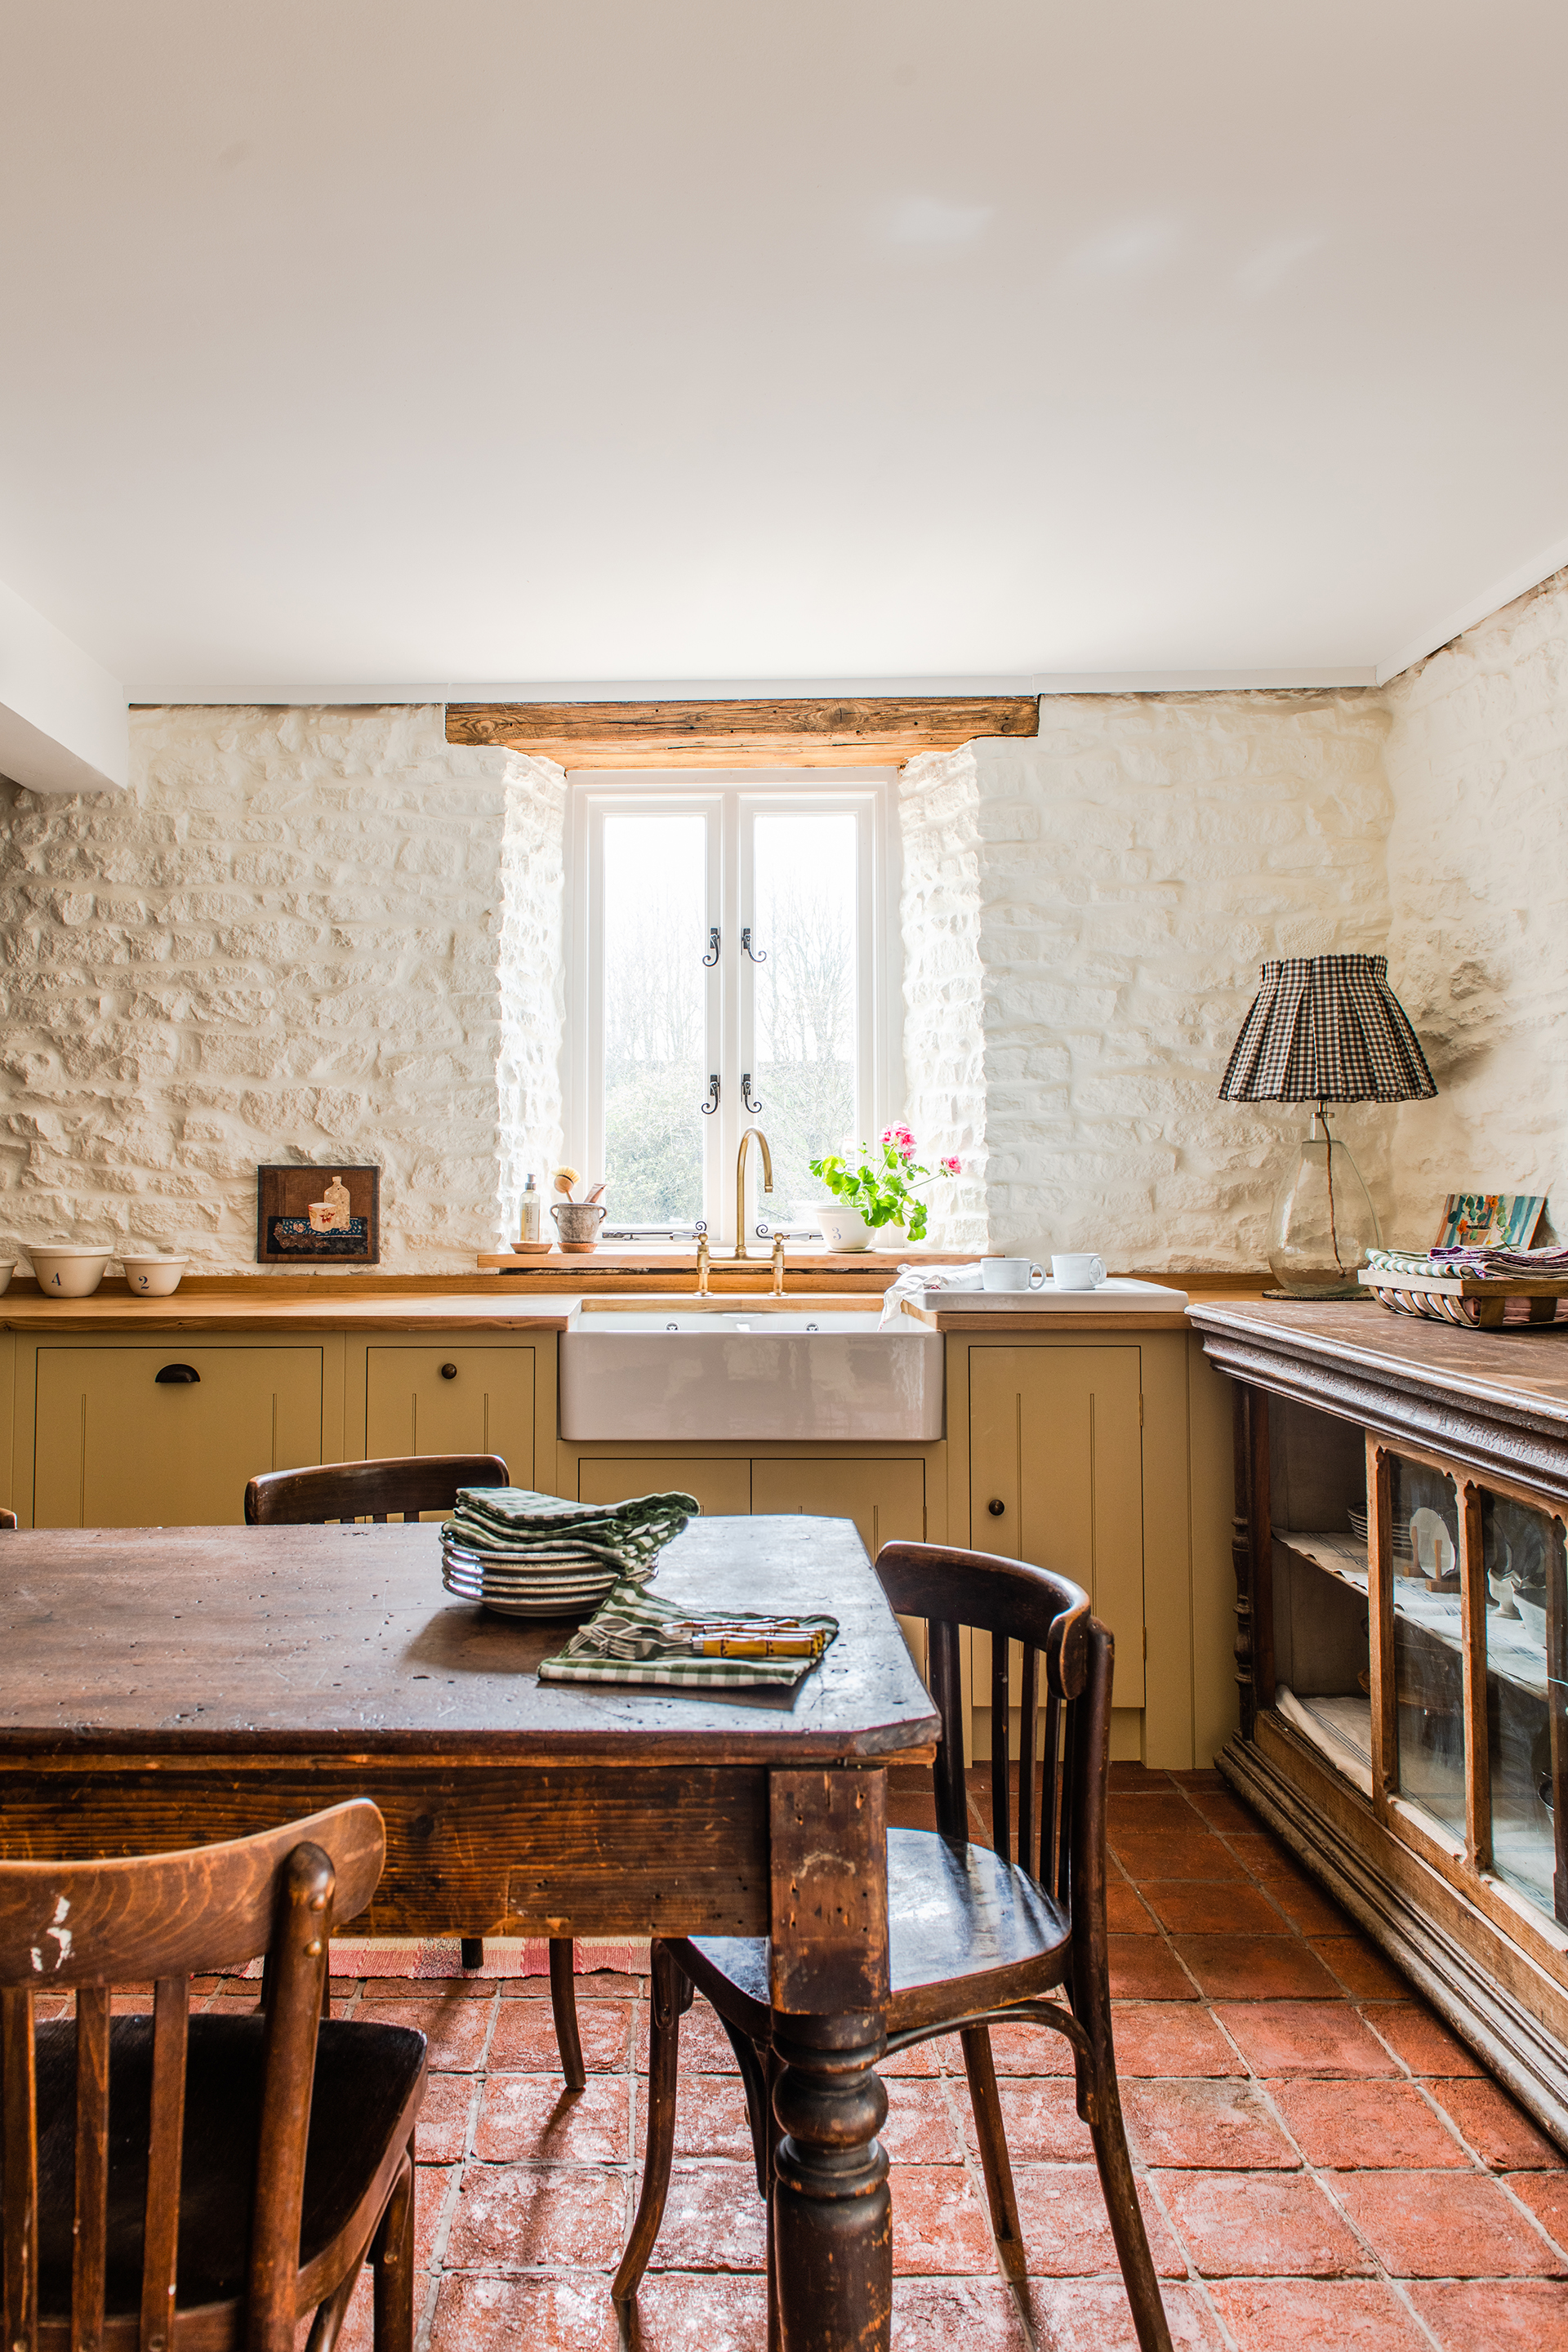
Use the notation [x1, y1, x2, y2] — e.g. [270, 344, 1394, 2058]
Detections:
[902, 694, 1395, 1264]
[0, 705, 565, 1270]
[1385, 572, 1568, 1244]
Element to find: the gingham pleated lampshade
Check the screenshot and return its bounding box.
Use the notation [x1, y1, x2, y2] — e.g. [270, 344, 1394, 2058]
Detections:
[1218, 954, 1437, 1105]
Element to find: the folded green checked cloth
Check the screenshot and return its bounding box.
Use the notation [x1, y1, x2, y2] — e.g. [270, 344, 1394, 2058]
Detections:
[537, 1583, 840, 1691]
[444, 1488, 698, 1575]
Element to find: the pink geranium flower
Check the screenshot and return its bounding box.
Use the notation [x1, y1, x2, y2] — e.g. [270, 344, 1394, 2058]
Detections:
[941, 1156, 961, 1176]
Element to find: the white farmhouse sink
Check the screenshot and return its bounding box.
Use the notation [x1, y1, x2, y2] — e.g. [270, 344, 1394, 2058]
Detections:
[559, 1304, 943, 1441]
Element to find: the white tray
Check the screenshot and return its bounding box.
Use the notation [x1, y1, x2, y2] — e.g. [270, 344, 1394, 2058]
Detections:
[912, 1277, 1188, 1312]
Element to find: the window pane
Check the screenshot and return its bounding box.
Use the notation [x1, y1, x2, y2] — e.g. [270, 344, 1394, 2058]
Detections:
[1483, 1493, 1566, 1923]
[751, 813, 858, 1218]
[602, 814, 706, 1226]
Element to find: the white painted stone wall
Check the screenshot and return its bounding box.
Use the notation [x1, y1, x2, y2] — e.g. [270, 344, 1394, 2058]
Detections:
[903, 694, 1396, 1266]
[0, 705, 565, 1270]
[1384, 571, 1568, 1245]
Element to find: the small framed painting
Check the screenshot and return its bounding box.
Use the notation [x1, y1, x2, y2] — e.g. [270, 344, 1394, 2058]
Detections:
[256, 1165, 381, 1265]
[1432, 1193, 1546, 1252]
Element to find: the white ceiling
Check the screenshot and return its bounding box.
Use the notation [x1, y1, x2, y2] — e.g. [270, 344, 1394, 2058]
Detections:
[3, 0, 1568, 701]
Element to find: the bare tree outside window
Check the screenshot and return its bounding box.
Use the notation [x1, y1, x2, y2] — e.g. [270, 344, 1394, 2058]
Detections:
[602, 814, 706, 1223]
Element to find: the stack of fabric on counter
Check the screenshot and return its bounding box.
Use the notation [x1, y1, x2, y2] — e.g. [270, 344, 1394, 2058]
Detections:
[440, 1486, 698, 1618]
[1367, 1244, 1568, 1278]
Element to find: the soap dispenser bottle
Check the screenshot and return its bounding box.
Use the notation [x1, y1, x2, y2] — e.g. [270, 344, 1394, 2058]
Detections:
[520, 1172, 541, 1246]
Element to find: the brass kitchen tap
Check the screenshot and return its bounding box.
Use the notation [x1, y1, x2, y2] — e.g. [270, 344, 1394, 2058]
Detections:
[695, 1232, 710, 1296]
[734, 1127, 773, 1258]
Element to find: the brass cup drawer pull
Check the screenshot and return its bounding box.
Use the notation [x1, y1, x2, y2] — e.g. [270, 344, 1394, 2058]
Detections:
[154, 1364, 201, 1385]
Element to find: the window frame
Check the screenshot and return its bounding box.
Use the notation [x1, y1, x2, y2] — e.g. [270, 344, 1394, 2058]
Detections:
[564, 767, 901, 1252]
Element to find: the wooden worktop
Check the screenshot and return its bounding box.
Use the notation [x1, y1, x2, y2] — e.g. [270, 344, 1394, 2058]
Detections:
[0, 1267, 1266, 1335]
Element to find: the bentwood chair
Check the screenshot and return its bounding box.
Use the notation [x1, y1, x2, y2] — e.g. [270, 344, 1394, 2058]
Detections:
[0, 1799, 425, 2352]
[614, 1539, 1173, 2352]
[243, 1454, 586, 2091]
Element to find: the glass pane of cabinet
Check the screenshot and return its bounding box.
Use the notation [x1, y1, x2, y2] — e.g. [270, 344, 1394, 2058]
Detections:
[1483, 1492, 1567, 1922]
[1387, 1455, 1468, 1848]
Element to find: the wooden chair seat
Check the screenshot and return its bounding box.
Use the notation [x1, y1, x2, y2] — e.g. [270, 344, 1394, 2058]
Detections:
[679, 1826, 1071, 2042]
[30, 2012, 425, 2341]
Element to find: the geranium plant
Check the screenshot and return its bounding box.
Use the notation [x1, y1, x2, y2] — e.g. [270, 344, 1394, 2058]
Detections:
[808, 1126, 961, 1242]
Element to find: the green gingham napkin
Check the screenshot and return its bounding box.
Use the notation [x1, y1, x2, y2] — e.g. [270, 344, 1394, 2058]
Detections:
[537, 1581, 840, 1692]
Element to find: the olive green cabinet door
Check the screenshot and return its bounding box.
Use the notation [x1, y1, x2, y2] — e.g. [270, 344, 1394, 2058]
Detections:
[365, 1348, 535, 1490]
[751, 1456, 929, 1675]
[577, 1457, 752, 1517]
[969, 1346, 1145, 1708]
[34, 1346, 323, 1527]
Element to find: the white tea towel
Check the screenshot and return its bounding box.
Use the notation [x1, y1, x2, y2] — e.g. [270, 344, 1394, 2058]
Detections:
[879, 1261, 984, 1330]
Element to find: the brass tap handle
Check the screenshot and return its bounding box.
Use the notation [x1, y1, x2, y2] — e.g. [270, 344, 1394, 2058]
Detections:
[772, 1232, 786, 1296]
[695, 1232, 711, 1297]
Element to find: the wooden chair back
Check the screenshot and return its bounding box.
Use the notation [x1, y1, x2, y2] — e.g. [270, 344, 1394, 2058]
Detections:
[244, 1454, 508, 1526]
[0, 1511, 16, 1530]
[874, 1541, 1101, 1907]
[0, 1800, 385, 2352]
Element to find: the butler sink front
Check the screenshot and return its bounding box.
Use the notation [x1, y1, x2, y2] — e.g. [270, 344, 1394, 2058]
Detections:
[559, 1303, 943, 1442]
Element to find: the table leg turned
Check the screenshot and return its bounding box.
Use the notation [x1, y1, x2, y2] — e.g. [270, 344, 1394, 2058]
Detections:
[768, 1768, 892, 2351]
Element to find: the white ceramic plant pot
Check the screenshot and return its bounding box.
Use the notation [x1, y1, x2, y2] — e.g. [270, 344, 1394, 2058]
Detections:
[817, 1204, 872, 1250]
[29, 1246, 111, 1298]
[121, 1253, 189, 1298]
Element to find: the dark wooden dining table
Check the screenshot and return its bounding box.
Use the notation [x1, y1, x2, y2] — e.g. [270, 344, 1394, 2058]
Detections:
[0, 1512, 939, 2351]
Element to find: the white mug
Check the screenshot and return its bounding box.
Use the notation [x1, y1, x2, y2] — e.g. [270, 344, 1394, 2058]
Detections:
[1051, 1253, 1106, 1291]
[982, 1258, 1047, 1292]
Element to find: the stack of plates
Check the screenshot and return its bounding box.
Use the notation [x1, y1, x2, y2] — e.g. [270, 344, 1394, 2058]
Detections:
[440, 1486, 698, 1618]
[1348, 1506, 1414, 1561]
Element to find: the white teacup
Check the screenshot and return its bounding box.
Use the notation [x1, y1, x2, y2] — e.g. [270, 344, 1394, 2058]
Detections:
[1051, 1253, 1107, 1291]
[982, 1258, 1046, 1292]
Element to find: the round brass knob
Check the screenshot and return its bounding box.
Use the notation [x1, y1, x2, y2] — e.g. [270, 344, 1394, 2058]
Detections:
[440, 1362, 457, 1380]
[987, 1498, 1005, 1517]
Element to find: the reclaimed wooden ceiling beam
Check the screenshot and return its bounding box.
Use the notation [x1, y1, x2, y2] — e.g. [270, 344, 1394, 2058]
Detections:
[443, 695, 1039, 768]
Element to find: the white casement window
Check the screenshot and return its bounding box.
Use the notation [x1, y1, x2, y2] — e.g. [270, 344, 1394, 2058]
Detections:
[564, 773, 899, 1251]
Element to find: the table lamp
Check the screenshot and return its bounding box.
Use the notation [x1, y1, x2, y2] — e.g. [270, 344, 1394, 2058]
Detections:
[1218, 953, 1436, 1298]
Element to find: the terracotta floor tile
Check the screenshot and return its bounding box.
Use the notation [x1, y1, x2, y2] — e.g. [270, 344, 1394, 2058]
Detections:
[1154, 2169, 1372, 2278]
[986, 2017, 1077, 2075]
[1141, 1882, 1290, 1936]
[1110, 1936, 1199, 2000]
[1308, 1937, 1415, 2000]
[1037, 2276, 1228, 2347]
[1109, 1833, 1246, 1884]
[1226, 1832, 1307, 1876]
[889, 2161, 997, 2275]
[634, 1995, 737, 2076]
[1363, 2006, 1486, 2078]
[1333, 2171, 1567, 2278]
[1107, 1796, 1207, 1835]
[414, 2070, 479, 2164]
[1121, 2078, 1299, 2170]
[362, 1974, 495, 1998]
[356, 1996, 492, 2072]
[488, 1996, 634, 2074]
[1111, 1765, 1178, 1793]
[1013, 2163, 1187, 2278]
[1185, 1789, 1262, 1836]
[412, 2163, 459, 2274]
[428, 2271, 619, 2352]
[888, 2277, 1033, 2347]
[1112, 2003, 1246, 2078]
[472, 2074, 630, 2166]
[644, 2161, 768, 2272]
[1208, 2277, 1431, 2349]
[1174, 1936, 1342, 2002]
[888, 1790, 941, 1833]
[1408, 2278, 1568, 2350]
[1428, 2080, 1564, 2172]
[1505, 2170, 1568, 2250]
[442, 2160, 628, 2271]
[623, 2270, 768, 2350]
[1269, 2078, 1469, 2170]
[881, 2078, 969, 2166]
[1258, 1873, 1360, 1938]
[879, 2034, 949, 2077]
[959, 2076, 1095, 2163]
[1107, 1879, 1159, 1933]
[1215, 2001, 1400, 2078]
[633, 2069, 757, 2164]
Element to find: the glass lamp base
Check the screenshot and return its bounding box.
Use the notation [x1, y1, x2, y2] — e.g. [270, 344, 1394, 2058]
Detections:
[1267, 1116, 1381, 1298]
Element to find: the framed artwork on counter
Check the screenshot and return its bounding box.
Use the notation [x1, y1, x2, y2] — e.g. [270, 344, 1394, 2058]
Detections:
[256, 1165, 381, 1264]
